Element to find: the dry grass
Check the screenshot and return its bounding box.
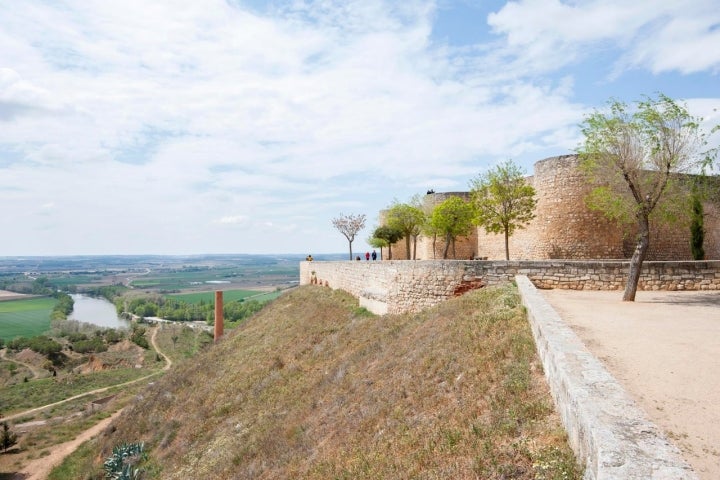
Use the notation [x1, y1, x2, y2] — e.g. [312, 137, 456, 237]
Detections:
[81, 285, 581, 479]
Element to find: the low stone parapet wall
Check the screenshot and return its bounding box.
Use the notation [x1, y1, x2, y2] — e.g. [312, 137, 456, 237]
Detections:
[300, 260, 720, 315]
[515, 275, 697, 479]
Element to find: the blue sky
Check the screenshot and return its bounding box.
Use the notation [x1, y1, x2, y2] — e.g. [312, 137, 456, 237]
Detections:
[0, 0, 718, 255]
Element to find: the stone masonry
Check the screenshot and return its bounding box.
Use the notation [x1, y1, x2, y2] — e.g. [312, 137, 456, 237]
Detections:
[300, 259, 720, 315]
[390, 155, 720, 261]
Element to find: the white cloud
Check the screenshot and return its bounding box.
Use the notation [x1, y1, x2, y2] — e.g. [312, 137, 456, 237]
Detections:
[0, 0, 717, 255]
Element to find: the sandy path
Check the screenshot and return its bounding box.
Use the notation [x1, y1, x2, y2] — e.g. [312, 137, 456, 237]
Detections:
[541, 289, 720, 479]
[0, 348, 45, 380]
[19, 409, 124, 480]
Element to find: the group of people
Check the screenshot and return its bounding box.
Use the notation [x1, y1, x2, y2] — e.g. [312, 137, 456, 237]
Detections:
[355, 250, 378, 261]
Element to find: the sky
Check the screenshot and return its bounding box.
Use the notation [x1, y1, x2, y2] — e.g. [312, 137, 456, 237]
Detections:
[0, 0, 719, 256]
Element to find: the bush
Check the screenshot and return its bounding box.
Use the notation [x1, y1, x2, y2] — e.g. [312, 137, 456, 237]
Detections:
[104, 441, 145, 479]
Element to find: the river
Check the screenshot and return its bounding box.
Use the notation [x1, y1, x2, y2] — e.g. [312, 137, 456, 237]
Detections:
[67, 294, 131, 329]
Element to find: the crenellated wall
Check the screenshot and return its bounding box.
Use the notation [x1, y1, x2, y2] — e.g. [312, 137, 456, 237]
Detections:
[300, 260, 720, 314]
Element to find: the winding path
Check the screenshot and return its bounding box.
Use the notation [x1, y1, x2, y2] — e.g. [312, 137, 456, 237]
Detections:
[10, 327, 172, 479]
[0, 348, 45, 380]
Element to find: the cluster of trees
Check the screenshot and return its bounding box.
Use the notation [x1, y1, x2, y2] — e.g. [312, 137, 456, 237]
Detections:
[120, 294, 264, 324]
[358, 159, 537, 261]
[335, 94, 718, 301]
[6, 335, 62, 356]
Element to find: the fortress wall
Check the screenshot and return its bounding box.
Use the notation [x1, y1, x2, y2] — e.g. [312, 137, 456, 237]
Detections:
[392, 155, 720, 261]
[300, 260, 720, 315]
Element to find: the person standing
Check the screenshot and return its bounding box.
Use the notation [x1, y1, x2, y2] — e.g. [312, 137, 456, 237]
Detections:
[365, 251, 370, 261]
[371, 250, 377, 261]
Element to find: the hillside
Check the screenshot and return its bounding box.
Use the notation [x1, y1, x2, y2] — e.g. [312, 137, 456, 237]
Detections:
[69, 285, 581, 479]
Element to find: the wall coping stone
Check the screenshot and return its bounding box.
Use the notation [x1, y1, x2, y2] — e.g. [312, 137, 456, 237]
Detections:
[515, 275, 697, 479]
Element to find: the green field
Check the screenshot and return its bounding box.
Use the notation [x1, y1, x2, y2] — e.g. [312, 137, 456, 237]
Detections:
[0, 297, 57, 342]
[167, 289, 282, 304]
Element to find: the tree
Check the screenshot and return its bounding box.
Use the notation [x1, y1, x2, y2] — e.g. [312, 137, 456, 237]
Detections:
[332, 213, 367, 260]
[428, 196, 475, 259]
[371, 225, 403, 260]
[470, 160, 537, 260]
[385, 200, 426, 260]
[367, 234, 388, 260]
[578, 94, 718, 301]
[1, 422, 17, 453]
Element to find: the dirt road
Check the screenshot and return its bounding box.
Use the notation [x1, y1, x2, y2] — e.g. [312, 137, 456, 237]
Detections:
[541, 289, 720, 480]
[9, 327, 172, 479]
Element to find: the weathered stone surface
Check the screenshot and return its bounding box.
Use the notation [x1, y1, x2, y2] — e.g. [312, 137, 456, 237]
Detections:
[515, 275, 697, 480]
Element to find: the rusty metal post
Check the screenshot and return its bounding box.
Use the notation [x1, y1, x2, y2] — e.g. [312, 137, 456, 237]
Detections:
[214, 291, 224, 343]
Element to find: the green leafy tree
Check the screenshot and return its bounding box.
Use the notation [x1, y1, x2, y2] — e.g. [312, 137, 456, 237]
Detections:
[385, 200, 426, 259]
[371, 225, 403, 260]
[367, 234, 389, 260]
[331, 213, 367, 260]
[428, 196, 476, 259]
[1, 422, 17, 452]
[578, 94, 718, 301]
[470, 160, 537, 260]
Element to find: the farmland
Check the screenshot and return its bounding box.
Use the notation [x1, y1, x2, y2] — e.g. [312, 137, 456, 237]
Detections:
[167, 288, 283, 304]
[0, 296, 57, 342]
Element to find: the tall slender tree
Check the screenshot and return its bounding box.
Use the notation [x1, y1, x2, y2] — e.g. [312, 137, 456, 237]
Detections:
[578, 94, 718, 301]
[470, 160, 537, 260]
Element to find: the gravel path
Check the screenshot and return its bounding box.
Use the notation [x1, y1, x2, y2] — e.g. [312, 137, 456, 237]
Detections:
[541, 289, 720, 480]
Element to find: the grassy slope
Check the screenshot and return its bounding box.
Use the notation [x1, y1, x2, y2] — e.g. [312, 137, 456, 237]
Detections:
[87, 285, 580, 479]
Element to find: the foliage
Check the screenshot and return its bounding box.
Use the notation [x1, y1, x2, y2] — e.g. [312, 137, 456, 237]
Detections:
[104, 441, 146, 479]
[690, 189, 705, 260]
[384, 200, 426, 259]
[331, 213, 367, 260]
[428, 196, 476, 259]
[470, 159, 537, 260]
[371, 225, 403, 260]
[578, 93, 718, 301]
[71, 337, 108, 354]
[1, 421, 18, 452]
[7, 335, 62, 355]
[130, 325, 150, 349]
[51, 292, 74, 320]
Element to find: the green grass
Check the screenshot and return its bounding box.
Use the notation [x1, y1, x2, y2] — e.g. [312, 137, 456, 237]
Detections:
[0, 297, 57, 342]
[166, 288, 283, 305]
[0, 367, 160, 415]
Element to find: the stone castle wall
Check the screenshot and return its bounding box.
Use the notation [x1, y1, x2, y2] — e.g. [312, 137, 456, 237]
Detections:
[300, 260, 720, 315]
[390, 155, 720, 261]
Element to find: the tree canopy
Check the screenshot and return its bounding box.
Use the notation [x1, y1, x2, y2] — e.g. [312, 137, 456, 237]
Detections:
[470, 160, 537, 260]
[332, 213, 367, 260]
[371, 225, 403, 260]
[428, 196, 475, 259]
[385, 201, 426, 259]
[578, 93, 718, 301]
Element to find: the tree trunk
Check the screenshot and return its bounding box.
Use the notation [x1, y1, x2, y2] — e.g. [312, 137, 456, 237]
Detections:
[405, 236, 411, 260]
[504, 228, 510, 261]
[623, 214, 650, 301]
[412, 235, 418, 260]
[349, 241, 354, 261]
[443, 234, 452, 259]
[388, 244, 393, 260]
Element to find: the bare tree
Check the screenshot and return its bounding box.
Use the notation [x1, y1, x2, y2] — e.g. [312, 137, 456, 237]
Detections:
[332, 213, 367, 260]
[579, 94, 718, 301]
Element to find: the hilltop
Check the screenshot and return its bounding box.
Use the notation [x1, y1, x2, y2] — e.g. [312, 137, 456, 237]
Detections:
[60, 285, 580, 479]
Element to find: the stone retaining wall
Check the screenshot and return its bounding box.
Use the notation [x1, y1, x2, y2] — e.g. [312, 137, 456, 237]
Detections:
[300, 260, 720, 314]
[515, 275, 697, 479]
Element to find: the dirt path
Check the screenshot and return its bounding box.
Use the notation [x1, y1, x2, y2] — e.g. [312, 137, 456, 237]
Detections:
[0, 348, 45, 380]
[5, 327, 172, 479]
[4, 327, 170, 423]
[541, 289, 720, 480]
[18, 408, 125, 480]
